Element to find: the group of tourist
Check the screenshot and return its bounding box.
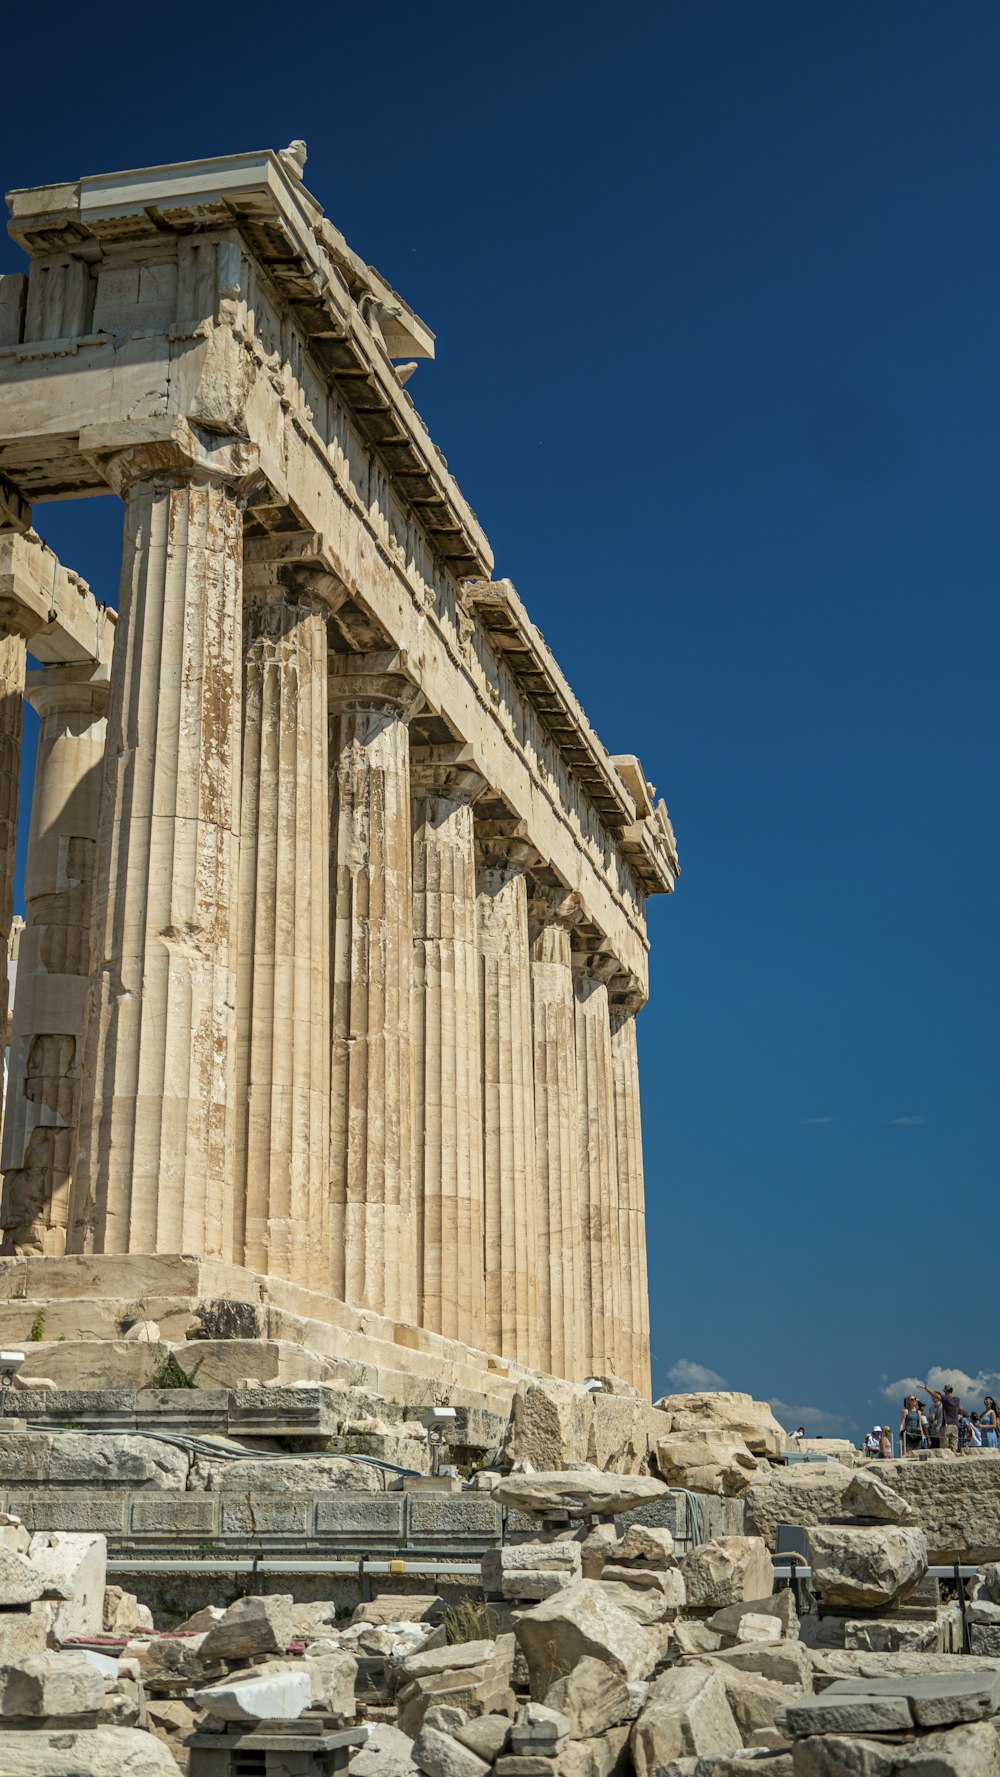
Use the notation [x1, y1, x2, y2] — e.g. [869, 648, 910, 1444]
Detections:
[864, 1382, 999, 1458]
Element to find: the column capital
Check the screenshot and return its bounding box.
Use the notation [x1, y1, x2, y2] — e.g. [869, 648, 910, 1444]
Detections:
[244, 531, 348, 617]
[88, 420, 260, 500]
[24, 662, 111, 722]
[328, 649, 423, 720]
[608, 970, 647, 1017]
[527, 882, 585, 933]
[411, 744, 487, 805]
[572, 941, 620, 987]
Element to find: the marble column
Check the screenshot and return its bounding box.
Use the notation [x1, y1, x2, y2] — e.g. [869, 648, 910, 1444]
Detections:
[529, 886, 584, 1380]
[411, 757, 487, 1348]
[69, 447, 253, 1257]
[329, 656, 420, 1324]
[574, 947, 621, 1379]
[0, 665, 108, 1254]
[234, 573, 330, 1287]
[610, 982, 651, 1396]
[477, 835, 539, 1366]
[0, 632, 25, 1063]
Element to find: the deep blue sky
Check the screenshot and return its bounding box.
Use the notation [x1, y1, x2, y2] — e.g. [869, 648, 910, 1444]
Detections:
[3, 4, 998, 1440]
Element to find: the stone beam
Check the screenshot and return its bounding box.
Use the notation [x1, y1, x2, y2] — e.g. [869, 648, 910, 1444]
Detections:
[0, 530, 114, 667]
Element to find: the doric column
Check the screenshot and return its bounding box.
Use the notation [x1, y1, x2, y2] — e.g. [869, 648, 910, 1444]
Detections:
[0, 632, 26, 1062]
[69, 440, 255, 1257]
[609, 979, 651, 1397]
[329, 654, 420, 1323]
[234, 566, 331, 1287]
[477, 833, 539, 1366]
[528, 885, 584, 1380]
[411, 754, 487, 1348]
[0, 664, 108, 1253]
[574, 945, 621, 1379]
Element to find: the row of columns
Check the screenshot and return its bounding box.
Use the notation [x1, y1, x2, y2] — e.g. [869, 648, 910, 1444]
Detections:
[0, 453, 651, 1392]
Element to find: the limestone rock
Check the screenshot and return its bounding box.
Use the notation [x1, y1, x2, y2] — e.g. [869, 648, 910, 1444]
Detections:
[552, 1724, 631, 1777]
[652, 1390, 790, 1459]
[0, 1726, 184, 1774]
[501, 1381, 671, 1475]
[654, 1434, 759, 1497]
[351, 1722, 420, 1777]
[146, 1696, 198, 1764]
[783, 1690, 912, 1735]
[493, 1471, 665, 1518]
[174, 1604, 225, 1634]
[842, 1471, 915, 1523]
[630, 1667, 742, 1777]
[190, 1456, 380, 1493]
[399, 1640, 502, 1682]
[354, 1596, 444, 1625]
[198, 1592, 294, 1661]
[807, 1525, 928, 1609]
[412, 1724, 491, 1777]
[786, 1721, 1000, 1776]
[127, 1637, 205, 1690]
[682, 1536, 773, 1607]
[580, 1524, 620, 1579]
[27, 1531, 107, 1639]
[735, 1612, 782, 1644]
[0, 1650, 105, 1717]
[103, 1587, 154, 1635]
[302, 1647, 356, 1714]
[123, 1319, 160, 1342]
[197, 1665, 312, 1721]
[397, 1658, 515, 1738]
[515, 1580, 657, 1698]
[824, 1668, 1000, 1727]
[597, 1577, 681, 1625]
[545, 1658, 632, 1738]
[511, 1701, 571, 1754]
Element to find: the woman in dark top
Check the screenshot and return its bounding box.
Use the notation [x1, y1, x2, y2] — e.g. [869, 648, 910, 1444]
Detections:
[899, 1394, 923, 1456]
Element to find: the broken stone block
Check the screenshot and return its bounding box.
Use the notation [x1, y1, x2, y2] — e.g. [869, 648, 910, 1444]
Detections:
[787, 1720, 1000, 1777]
[0, 1603, 50, 1663]
[126, 1635, 206, 1692]
[654, 1434, 759, 1498]
[495, 1760, 557, 1777]
[0, 1546, 47, 1605]
[707, 1589, 799, 1643]
[616, 1525, 675, 1566]
[553, 1724, 631, 1777]
[303, 1647, 357, 1714]
[197, 1591, 293, 1661]
[399, 1640, 504, 1683]
[0, 1649, 105, 1717]
[713, 1665, 800, 1738]
[28, 1531, 107, 1640]
[601, 1564, 685, 1602]
[824, 1668, 1000, 1727]
[515, 1580, 657, 1699]
[544, 1657, 631, 1738]
[580, 1524, 620, 1579]
[843, 1617, 941, 1653]
[454, 1715, 511, 1760]
[735, 1612, 782, 1644]
[397, 1659, 516, 1738]
[103, 1586, 153, 1635]
[807, 1525, 928, 1610]
[704, 1640, 813, 1691]
[842, 1470, 915, 1523]
[510, 1701, 571, 1755]
[595, 1578, 678, 1626]
[412, 1723, 491, 1777]
[197, 1664, 312, 1721]
[0, 1513, 30, 1554]
[630, 1666, 742, 1777]
[354, 1595, 444, 1625]
[492, 1472, 665, 1518]
[0, 1725, 184, 1774]
[783, 1691, 913, 1735]
[174, 1603, 224, 1634]
[146, 1694, 198, 1764]
[653, 1391, 790, 1459]
[682, 1536, 773, 1608]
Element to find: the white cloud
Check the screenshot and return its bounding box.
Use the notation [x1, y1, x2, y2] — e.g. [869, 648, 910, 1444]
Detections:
[881, 1366, 1000, 1405]
[769, 1399, 851, 1437]
[666, 1358, 727, 1391]
[801, 1116, 836, 1125]
[887, 1116, 927, 1126]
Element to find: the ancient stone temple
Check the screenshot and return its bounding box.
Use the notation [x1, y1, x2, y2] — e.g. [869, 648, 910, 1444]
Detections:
[0, 146, 677, 1398]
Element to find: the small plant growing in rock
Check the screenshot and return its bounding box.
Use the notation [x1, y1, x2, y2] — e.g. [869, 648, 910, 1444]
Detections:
[152, 1353, 196, 1389]
[28, 1311, 45, 1342]
[442, 1597, 499, 1644]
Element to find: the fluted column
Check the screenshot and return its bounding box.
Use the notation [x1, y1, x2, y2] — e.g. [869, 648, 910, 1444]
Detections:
[69, 443, 254, 1256]
[412, 756, 487, 1347]
[529, 886, 584, 1380]
[477, 835, 539, 1366]
[329, 655, 420, 1323]
[574, 946, 621, 1378]
[0, 632, 25, 1065]
[610, 981, 651, 1396]
[235, 573, 330, 1286]
[0, 665, 108, 1253]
